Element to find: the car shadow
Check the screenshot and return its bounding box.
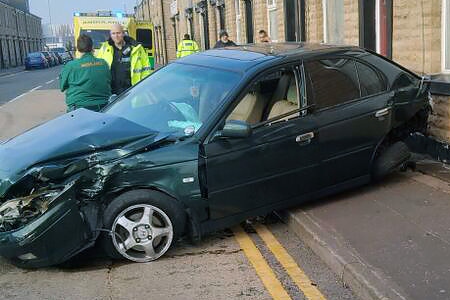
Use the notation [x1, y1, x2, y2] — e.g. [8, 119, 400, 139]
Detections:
[55, 228, 238, 272]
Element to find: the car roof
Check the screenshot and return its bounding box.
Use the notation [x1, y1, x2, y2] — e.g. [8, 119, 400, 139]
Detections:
[176, 42, 363, 73]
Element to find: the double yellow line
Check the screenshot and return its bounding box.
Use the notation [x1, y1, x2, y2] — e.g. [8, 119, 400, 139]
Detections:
[233, 224, 327, 300]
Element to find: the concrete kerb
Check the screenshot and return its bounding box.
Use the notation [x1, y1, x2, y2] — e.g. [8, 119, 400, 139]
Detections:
[0, 68, 25, 78]
[283, 209, 409, 300]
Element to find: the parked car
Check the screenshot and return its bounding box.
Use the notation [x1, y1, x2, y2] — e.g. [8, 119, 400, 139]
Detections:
[0, 43, 430, 268]
[40, 51, 55, 67]
[50, 52, 60, 65]
[24, 52, 49, 69]
[51, 51, 64, 64]
[52, 47, 72, 63]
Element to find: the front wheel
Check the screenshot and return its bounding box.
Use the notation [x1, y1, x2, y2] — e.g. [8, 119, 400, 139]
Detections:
[101, 190, 185, 262]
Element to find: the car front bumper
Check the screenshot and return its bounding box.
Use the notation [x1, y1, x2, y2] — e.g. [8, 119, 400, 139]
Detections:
[0, 185, 92, 268]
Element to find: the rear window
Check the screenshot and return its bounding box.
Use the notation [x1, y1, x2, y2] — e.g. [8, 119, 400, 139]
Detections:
[28, 52, 42, 58]
[136, 29, 152, 48]
[305, 58, 360, 109]
[53, 48, 66, 53]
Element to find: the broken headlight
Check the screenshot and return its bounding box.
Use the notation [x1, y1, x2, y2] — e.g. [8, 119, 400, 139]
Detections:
[0, 189, 61, 232]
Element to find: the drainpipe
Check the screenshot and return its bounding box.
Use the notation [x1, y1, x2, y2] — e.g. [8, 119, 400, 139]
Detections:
[160, 0, 168, 65]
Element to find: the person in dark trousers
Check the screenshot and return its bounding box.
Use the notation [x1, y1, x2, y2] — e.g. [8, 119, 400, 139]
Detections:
[96, 24, 151, 95]
[213, 30, 237, 48]
[60, 34, 111, 112]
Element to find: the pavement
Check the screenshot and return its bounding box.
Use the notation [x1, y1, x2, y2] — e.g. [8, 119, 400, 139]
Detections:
[0, 84, 65, 141]
[285, 164, 450, 300]
[0, 66, 26, 78]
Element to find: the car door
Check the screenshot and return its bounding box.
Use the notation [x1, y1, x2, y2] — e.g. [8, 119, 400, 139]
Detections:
[202, 66, 322, 220]
[304, 57, 393, 187]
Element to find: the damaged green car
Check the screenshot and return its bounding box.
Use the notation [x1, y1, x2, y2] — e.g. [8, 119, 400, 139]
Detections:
[0, 44, 430, 267]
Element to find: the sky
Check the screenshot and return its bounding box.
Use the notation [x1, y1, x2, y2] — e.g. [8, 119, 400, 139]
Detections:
[29, 0, 140, 24]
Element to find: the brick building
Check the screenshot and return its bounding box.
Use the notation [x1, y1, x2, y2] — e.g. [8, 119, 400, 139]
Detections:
[0, 0, 43, 69]
[136, 0, 450, 143]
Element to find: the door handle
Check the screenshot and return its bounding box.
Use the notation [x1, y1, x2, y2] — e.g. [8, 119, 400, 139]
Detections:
[375, 108, 391, 118]
[296, 132, 314, 145]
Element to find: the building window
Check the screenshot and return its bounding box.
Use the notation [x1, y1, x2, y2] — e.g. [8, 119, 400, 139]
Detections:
[284, 0, 306, 42]
[218, 5, 225, 31]
[444, 0, 450, 72]
[322, 0, 344, 44]
[267, 0, 278, 41]
[244, 0, 254, 43]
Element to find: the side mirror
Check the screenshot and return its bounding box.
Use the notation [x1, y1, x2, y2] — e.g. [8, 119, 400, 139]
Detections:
[108, 94, 118, 103]
[220, 120, 252, 138]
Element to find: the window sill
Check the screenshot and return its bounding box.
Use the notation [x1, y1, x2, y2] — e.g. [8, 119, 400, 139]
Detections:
[429, 73, 450, 96]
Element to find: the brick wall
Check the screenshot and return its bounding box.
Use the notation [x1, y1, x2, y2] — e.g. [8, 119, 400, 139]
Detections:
[392, 0, 442, 74]
[306, 0, 324, 43]
[343, 0, 359, 45]
[429, 95, 450, 143]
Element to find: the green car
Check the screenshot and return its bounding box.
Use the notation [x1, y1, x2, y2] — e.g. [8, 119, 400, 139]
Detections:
[0, 43, 430, 268]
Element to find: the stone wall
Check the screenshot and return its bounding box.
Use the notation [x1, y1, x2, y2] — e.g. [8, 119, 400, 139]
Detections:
[0, 1, 42, 69]
[392, 0, 442, 74]
[430, 95, 450, 143]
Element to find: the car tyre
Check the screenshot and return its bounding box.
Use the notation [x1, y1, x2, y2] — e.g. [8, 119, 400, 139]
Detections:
[372, 141, 411, 180]
[101, 189, 186, 262]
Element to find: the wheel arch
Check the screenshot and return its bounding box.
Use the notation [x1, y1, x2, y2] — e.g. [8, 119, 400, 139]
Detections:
[101, 185, 199, 240]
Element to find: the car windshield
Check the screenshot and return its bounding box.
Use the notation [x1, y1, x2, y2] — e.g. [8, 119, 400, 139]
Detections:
[104, 63, 241, 136]
[28, 53, 41, 58]
[80, 29, 110, 48]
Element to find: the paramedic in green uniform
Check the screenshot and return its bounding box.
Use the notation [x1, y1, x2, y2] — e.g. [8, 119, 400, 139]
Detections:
[60, 34, 111, 112]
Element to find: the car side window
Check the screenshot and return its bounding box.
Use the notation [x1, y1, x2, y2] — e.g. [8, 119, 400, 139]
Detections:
[392, 72, 419, 90]
[226, 68, 301, 125]
[355, 61, 386, 96]
[305, 58, 360, 110]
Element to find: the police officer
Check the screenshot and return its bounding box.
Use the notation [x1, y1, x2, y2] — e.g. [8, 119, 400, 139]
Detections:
[96, 24, 151, 95]
[60, 34, 111, 112]
[176, 34, 200, 58]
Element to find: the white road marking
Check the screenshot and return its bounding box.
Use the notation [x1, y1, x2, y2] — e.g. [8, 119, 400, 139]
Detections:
[9, 92, 28, 103]
[29, 85, 42, 92]
[3, 73, 17, 78]
[0, 70, 27, 78]
[46, 80, 54, 84]
[7, 85, 42, 104]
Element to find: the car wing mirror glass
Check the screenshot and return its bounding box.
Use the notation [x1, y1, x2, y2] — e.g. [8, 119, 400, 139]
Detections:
[218, 120, 252, 139]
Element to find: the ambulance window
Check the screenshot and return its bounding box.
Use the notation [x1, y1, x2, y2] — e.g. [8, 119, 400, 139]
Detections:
[137, 29, 152, 48]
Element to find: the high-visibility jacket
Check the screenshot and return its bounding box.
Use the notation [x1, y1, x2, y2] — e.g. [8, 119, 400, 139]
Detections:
[177, 39, 200, 58]
[96, 38, 152, 86]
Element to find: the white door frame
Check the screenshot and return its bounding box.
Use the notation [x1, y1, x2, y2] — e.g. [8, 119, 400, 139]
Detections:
[443, 0, 450, 73]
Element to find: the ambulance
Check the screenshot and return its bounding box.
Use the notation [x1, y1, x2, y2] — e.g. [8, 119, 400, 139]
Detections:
[73, 10, 154, 69]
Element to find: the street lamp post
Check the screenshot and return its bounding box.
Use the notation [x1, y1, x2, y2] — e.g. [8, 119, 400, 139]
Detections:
[47, 0, 53, 44]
